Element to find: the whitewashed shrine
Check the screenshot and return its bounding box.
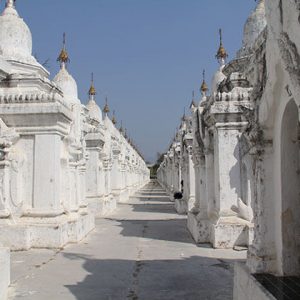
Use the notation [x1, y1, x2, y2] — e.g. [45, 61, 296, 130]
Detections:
[0, 1, 149, 298]
[158, 0, 300, 298]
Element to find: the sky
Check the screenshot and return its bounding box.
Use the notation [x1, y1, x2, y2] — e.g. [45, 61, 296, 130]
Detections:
[2, 0, 255, 162]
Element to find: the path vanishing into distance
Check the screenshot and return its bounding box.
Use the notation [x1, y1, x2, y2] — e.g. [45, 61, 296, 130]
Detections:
[8, 181, 246, 300]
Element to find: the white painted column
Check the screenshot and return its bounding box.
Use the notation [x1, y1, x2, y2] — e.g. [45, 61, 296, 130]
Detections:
[187, 152, 196, 211]
[214, 126, 242, 216]
[0, 161, 11, 218]
[30, 134, 63, 217]
[111, 155, 120, 191]
[86, 149, 101, 199]
[198, 156, 208, 218]
[205, 149, 215, 217]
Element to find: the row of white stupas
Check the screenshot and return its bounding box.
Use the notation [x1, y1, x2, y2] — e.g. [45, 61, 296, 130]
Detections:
[157, 0, 300, 299]
[0, 1, 149, 297]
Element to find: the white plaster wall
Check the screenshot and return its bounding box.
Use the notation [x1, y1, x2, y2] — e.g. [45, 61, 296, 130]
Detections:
[33, 134, 62, 213]
[252, 19, 300, 274]
[0, 247, 10, 300]
[205, 150, 215, 217]
[214, 127, 242, 216]
[234, 263, 276, 300]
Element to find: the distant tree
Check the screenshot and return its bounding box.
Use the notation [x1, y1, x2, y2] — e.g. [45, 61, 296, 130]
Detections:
[149, 152, 166, 179]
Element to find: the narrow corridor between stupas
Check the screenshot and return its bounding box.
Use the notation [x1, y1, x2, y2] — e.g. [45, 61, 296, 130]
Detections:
[8, 181, 245, 300]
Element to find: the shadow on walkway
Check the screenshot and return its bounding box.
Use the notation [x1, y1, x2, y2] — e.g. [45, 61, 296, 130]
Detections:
[61, 181, 245, 299]
[129, 196, 171, 203]
[130, 202, 176, 213]
[117, 218, 194, 244]
[63, 253, 237, 300]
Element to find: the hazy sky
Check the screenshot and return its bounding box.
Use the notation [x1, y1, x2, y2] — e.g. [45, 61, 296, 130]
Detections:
[4, 0, 255, 162]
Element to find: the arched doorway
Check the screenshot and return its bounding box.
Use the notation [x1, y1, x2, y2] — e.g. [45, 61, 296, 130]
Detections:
[281, 99, 300, 276]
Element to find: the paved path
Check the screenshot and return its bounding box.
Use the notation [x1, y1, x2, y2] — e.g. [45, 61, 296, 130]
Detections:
[9, 180, 246, 300]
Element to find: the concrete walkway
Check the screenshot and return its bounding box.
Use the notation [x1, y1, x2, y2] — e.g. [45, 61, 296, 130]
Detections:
[8, 181, 246, 300]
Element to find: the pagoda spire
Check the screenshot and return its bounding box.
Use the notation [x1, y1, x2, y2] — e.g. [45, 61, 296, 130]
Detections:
[182, 107, 186, 122]
[190, 91, 196, 110]
[103, 97, 110, 115]
[119, 121, 124, 133]
[88, 73, 96, 101]
[200, 69, 209, 97]
[112, 110, 117, 125]
[3, 0, 18, 15]
[216, 28, 228, 66]
[57, 33, 70, 69]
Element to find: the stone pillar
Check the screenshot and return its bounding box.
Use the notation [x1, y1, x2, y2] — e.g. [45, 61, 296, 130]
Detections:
[214, 126, 242, 216]
[175, 144, 195, 214]
[191, 154, 200, 214]
[187, 150, 196, 211]
[111, 150, 124, 202]
[210, 124, 251, 249]
[69, 162, 79, 213]
[78, 162, 87, 209]
[104, 160, 111, 197]
[120, 162, 128, 201]
[0, 247, 10, 300]
[205, 148, 215, 218]
[29, 134, 64, 217]
[198, 156, 207, 217]
[192, 152, 207, 216]
[188, 151, 210, 243]
[86, 149, 102, 200]
[247, 144, 275, 274]
[178, 163, 182, 192]
[0, 161, 11, 219]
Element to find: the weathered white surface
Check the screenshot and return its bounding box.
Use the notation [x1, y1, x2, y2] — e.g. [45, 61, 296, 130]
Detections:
[0, 2, 33, 64]
[0, 247, 10, 300]
[86, 98, 102, 123]
[0, 0, 149, 252]
[239, 0, 300, 277]
[187, 212, 210, 243]
[211, 217, 253, 249]
[233, 263, 276, 300]
[174, 199, 187, 214]
[53, 65, 79, 101]
[238, 0, 267, 57]
[158, 0, 300, 296]
[158, 34, 254, 250]
[232, 1, 300, 297]
[211, 65, 226, 94]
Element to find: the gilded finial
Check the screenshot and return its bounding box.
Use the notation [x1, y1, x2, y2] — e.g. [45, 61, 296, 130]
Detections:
[88, 73, 96, 96]
[216, 29, 228, 63]
[103, 97, 110, 114]
[57, 33, 70, 66]
[112, 110, 117, 125]
[200, 69, 209, 93]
